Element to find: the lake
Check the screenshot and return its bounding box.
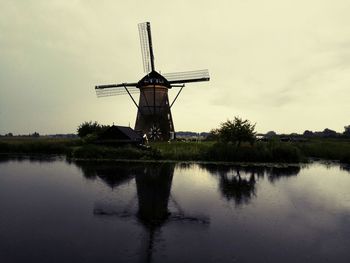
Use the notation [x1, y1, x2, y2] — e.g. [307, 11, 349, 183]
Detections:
[0, 157, 350, 263]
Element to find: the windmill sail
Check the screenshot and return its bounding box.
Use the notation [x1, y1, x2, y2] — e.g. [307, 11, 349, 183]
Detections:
[138, 22, 155, 73]
[95, 84, 139, 97]
[95, 83, 138, 89]
[163, 69, 210, 84]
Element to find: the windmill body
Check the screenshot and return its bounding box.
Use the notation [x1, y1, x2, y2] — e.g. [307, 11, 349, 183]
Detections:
[95, 22, 210, 141]
[135, 71, 174, 140]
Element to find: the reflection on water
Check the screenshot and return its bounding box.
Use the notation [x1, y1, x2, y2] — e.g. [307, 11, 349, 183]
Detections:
[0, 154, 62, 163]
[267, 166, 301, 182]
[200, 164, 259, 205]
[74, 162, 209, 263]
[340, 163, 350, 172]
[135, 164, 174, 225]
[1, 157, 350, 263]
[199, 164, 300, 205]
[75, 161, 136, 188]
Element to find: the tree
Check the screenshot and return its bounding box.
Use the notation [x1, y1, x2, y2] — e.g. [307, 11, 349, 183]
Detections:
[206, 128, 220, 141]
[31, 132, 40, 137]
[322, 128, 337, 138]
[77, 121, 108, 138]
[344, 125, 350, 136]
[265, 131, 277, 138]
[217, 117, 256, 146]
[303, 130, 314, 137]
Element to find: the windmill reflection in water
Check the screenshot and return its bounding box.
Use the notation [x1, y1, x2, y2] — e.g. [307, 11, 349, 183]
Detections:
[75, 162, 209, 262]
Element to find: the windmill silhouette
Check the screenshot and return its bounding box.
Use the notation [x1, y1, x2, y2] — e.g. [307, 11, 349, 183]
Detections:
[95, 22, 210, 140]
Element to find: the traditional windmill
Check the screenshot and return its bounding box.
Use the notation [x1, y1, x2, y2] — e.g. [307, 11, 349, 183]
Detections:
[95, 22, 210, 141]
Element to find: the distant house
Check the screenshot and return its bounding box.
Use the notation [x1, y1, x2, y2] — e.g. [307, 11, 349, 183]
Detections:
[96, 125, 142, 145]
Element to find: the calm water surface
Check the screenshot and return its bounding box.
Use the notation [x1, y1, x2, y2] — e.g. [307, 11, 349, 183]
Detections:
[0, 157, 350, 263]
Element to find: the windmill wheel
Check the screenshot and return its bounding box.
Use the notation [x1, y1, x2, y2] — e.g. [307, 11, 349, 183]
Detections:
[149, 125, 162, 141]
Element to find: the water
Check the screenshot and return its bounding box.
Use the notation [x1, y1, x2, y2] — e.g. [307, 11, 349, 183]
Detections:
[0, 157, 350, 263]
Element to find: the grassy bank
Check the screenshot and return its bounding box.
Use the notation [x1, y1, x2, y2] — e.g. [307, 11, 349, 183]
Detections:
[294, 138, 350, 163]
[69, 144, 161, 160]
[152, 141, 304, 163]
[1, 137, 350, 163]
[0, 137, 82, 154]
[150, 141, 214, 161]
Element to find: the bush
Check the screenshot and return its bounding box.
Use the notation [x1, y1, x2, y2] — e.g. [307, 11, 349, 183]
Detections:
[216, 117, 256, 146]
[77, 121, 109, 138]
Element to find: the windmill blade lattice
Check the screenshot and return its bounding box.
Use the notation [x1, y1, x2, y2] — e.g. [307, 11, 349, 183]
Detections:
[96, 87, 139, 97]
[163, 69, 210, 84]
[138, 22, 152, 74]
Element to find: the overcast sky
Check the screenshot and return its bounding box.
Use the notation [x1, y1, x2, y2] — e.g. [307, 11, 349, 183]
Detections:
[1, 0, 349, 135]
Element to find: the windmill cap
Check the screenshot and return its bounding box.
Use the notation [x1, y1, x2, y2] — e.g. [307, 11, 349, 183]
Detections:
[137, 71, 171, 88]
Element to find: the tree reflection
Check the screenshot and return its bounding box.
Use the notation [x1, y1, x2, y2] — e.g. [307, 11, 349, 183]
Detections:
[219, 169, 256, 205]
[0, 155, 60, 163]
[199, 164, 300, 206]
[267, 166, 300, 183]
[340, 163, 350, 173]
[74, 160, 136, 188]
[200, 164, 261, 206]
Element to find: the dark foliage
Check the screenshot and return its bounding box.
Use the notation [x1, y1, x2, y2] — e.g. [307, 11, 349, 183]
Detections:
[216, 117, 256, 146]
[344, 125, 350, 137]
[77, 121, 109, 138]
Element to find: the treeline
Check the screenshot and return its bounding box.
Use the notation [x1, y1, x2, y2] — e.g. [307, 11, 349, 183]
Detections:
[0, 134, 77, 138]
[302, 126, 350, 138]
[260, 126, 350, 139]
[1, 132, 41, 137]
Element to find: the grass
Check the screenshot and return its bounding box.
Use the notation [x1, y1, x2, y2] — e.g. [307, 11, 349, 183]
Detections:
[204, 141, 304, 163]
[0, 137, 82, 154]
[151, 139, 350, 163]
[293, 138, 350, 163]
[1, 136, 350, 164]
[70, 144, 161, 160]
[150, 141, 214, 161]
[153, 141, 304, 163]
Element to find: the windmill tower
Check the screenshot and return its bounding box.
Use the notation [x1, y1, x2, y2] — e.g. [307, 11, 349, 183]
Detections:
[95, 22, 210, 141]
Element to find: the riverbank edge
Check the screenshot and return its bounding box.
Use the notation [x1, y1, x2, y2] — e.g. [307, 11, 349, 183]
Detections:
[0, 153, 335, 168]
[1, 138, 350, 164]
